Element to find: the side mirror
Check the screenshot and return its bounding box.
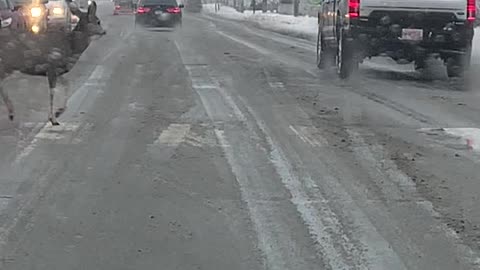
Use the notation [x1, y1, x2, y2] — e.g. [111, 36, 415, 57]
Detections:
[179, 3, 184, 8]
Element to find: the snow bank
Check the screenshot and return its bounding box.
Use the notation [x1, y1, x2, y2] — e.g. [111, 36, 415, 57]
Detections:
[203, 4, 317, 40]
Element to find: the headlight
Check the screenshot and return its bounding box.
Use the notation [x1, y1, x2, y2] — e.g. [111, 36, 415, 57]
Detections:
[31, 25, 40, 33]
[52, 7, 64, 15]
[1, 17, 12, 28]
[31, 7, 43, 17]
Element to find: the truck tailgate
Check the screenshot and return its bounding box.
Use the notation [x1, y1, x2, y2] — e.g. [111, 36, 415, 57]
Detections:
[360, 0, 466, 17]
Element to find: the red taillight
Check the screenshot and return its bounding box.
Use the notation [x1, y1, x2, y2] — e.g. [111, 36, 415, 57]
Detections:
[136, 6, 151, 13]
[467, 0, 476, 22]
[349, 0, 360, 19]
[166, 7, 181, 13]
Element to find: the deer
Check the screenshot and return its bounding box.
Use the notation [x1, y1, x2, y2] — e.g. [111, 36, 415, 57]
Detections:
[0, 0, 106, 126]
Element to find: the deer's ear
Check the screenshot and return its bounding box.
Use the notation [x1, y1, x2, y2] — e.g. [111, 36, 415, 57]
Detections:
[87, 1, 97, 20]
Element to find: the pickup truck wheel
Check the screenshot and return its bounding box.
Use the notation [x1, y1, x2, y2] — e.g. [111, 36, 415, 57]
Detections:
[336, 30, 356, 79]
[316, 30, 329, 69]
[446, 48, 471, 78]
[446, 58, 462, 78]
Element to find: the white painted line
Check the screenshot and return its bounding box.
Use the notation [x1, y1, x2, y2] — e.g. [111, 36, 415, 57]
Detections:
[14, 123, 45, 165]
[34, 123, 80, 140]
[289, 125, 326, 147]
[14, 138, 39, 165]
[185, 131, 218, 148]
[268, 82, 284, 89]
[14, 122, 82, 164]
[88, 65, 105, 81]
[154, 124, 191, 147]
[443, 128, 480, 151]
[216, 86, 247, 122]
[216, 30, 272, 56]
[67, 65, 108, 113]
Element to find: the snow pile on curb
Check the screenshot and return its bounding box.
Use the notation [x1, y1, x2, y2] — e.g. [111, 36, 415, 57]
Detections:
[203, 4, 317, 40]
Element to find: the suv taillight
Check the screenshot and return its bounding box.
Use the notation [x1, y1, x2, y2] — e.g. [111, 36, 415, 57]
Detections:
[166, 7, 181, 13]
[136, 6, 151, 13]
[349, 0, 360, 19]
[467, 0, 476, 22]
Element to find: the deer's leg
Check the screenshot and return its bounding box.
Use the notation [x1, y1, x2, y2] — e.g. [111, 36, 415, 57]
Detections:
[55, 75, 69, 118]
[47, 66, 60, 126]
[0, 80, 14, 121]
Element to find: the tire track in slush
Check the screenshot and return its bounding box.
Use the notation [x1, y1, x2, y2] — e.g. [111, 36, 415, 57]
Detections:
[180, 62, 406, 270]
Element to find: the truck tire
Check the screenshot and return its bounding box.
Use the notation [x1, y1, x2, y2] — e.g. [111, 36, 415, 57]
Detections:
[316, 29, 327, 69]
[446, 47, 471, 78]
[336, 29, 357, 79]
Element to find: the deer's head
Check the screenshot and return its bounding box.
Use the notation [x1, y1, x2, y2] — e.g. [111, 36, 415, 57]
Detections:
[70, 1, 106, 37]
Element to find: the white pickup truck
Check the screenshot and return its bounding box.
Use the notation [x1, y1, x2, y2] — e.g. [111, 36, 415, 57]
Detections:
[316, 0, 476, 79]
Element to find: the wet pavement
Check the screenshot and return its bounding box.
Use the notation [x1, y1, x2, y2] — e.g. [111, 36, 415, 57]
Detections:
[1, 1, 480, 269]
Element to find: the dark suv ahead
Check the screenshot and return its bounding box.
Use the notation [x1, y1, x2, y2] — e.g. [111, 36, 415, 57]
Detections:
[135, 0, 184, 27]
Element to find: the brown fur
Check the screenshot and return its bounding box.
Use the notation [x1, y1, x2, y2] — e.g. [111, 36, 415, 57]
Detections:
[0, 1, 105, 125]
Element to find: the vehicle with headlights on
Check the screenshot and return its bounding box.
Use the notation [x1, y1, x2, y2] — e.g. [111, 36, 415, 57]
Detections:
[13, 0, 48, 33]
[46, 0, 73, 33]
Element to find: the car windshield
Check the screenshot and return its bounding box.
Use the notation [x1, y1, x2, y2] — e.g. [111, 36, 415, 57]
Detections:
[2, 0, 480, 269]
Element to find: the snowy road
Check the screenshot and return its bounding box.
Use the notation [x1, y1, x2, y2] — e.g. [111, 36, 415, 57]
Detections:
[0, 2, 479, 269]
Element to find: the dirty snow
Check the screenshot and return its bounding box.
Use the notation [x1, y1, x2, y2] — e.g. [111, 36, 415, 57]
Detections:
[203, 4, 317, 39]
[444, 128, 480, 152]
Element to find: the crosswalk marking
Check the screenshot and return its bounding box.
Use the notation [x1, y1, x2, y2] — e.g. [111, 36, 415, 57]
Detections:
[154, 124, 191, 147]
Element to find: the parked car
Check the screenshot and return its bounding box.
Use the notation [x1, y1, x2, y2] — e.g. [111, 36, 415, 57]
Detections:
[317, 0, 475, 79]
[46, 0, 73, 33]
[0, 0, 27, 31]
[13, 0, 48, 33]
[134, 0, 184, 27]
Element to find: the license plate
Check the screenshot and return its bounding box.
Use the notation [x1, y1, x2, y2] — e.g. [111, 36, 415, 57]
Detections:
[401, 29, 423, 41]
[154, 10, 163, 15]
